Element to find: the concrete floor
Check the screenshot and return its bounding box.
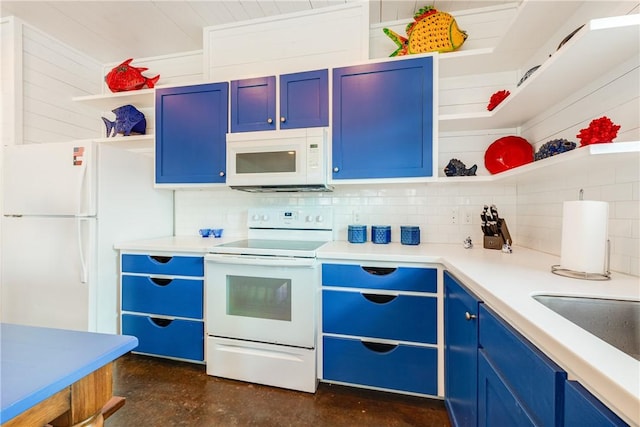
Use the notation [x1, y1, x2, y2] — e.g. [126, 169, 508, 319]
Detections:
[108, 353, 452, 426]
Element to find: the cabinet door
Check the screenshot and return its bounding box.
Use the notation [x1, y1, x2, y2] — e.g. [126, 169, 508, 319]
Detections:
[444, 272, 481, 427]
[230, 76, 276, 132]
[478, 350, 536, 427]
[279, 69, 328, 129]
[332, 56, 434, 179]
[564, 380, 627, 427]
[155, 83, 229, 184]
[479, 305, 566, 427]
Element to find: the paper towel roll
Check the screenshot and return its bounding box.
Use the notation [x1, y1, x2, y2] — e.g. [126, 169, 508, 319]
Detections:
[560, 200, 609, 274]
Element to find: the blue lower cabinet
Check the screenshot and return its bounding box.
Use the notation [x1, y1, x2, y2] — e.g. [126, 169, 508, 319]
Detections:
[479, 305, 566, 427]
[323, 336, 437, 395]
[322, 264, 437, 293]
[478, 350, 536, 427]
[323, 290, 436, 343]
[121, 275, 203, 319]
[564, 380, 628, 426]
[122, 314, 204, 361]
[121, 254, 204, 276]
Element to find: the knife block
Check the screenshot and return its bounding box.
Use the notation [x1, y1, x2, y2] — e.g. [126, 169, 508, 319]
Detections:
[483, 219, 512, 250]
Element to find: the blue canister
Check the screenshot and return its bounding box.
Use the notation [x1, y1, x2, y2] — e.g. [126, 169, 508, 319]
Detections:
[371, 225, 391, 244]
[348, 225, 367, 243]
[401, 226, 421, 245]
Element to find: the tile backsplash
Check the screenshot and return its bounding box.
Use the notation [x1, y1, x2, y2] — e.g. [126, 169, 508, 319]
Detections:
[175, 182, 518, 245]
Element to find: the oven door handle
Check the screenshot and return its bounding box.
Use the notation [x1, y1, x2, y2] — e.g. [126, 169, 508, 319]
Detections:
[205, 253, 316, 267]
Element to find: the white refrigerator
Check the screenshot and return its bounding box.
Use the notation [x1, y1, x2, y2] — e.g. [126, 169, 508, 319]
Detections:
[1, 141, 173, 333]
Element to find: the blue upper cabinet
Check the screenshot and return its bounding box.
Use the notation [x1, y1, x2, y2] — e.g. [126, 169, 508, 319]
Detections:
[332, 56, 435, 180]
[231, 70, 328, 132]
[279, 69, 328, 129]
[230, 76, 276, 132]
[155, 82, 229, 184]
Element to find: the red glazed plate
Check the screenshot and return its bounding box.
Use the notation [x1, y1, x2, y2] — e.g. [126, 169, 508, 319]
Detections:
[484, 136, 533, 174]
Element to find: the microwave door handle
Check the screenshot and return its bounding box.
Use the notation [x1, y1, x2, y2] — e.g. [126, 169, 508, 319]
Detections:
[205, 254, 315, 268]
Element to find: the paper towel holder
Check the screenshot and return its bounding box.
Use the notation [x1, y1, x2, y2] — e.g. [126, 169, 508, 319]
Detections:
[551, 239, 611, 280]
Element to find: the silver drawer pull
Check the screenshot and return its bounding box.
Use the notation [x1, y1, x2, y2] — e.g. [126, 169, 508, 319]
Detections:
[465, 312, 477, 321]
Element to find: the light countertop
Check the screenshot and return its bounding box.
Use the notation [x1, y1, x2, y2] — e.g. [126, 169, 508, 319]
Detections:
[116, 236, 639, 425]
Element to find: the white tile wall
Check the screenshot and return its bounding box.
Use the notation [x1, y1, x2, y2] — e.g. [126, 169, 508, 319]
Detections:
[517, 158, 640, 276]
[175, 182, 517, 245]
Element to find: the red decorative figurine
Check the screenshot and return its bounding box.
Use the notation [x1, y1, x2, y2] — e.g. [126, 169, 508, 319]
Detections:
[576, 116, 620, 146]
[105, 58, 160, 92]
[487, 90, 510, 111]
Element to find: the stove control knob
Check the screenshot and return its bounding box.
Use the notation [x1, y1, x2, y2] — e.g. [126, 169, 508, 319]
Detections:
[261, 214, 269, 222]
[251, 214, 260, 221]
[306, 215, 314, 222]
[316, 215, 324, 223]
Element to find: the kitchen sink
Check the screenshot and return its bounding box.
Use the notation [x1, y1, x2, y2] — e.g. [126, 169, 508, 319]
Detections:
[532, 295, 640, 361]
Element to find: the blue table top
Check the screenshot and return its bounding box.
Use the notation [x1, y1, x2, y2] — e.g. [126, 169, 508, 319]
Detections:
[0, 323, 138, 424]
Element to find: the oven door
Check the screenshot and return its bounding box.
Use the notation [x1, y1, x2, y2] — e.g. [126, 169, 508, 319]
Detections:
[205, 254, 319, 348]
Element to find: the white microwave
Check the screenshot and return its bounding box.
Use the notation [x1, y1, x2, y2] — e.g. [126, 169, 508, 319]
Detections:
[226, 128, 332, 192]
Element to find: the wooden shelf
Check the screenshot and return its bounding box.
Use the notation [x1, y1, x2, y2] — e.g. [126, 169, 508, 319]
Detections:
[435, 141, 640, 183]
[439, 14, 640, 131]
[72, 89, 155, 110]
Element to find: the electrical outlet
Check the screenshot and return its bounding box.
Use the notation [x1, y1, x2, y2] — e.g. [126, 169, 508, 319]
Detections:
[451, 207, 459, 224]
[352, 210, 360, 223]
[463, 209, 472, 225]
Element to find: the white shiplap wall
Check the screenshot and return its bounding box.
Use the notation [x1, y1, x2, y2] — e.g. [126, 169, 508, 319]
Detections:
[1, 17, 22, 147]
[20, 22, 102, 143]
[204, 3, 370, 81]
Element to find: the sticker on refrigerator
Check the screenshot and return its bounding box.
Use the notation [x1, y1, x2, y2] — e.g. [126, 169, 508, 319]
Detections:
[73, 146, 85, 166]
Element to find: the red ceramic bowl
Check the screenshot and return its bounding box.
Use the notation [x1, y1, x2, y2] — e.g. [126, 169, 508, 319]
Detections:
[484, 136, 533, 174]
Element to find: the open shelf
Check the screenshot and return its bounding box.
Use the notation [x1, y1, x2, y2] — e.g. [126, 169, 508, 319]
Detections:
[439, 14, 640, 131]
[72, 88, 155, 110]
[436, 141, 640, 183]
[94, 134, 154, 153]
[439, 1, 584, 77]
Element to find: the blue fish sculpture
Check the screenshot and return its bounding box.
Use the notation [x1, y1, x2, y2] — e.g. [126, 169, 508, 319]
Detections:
[444, 158, 477, 177]
[102, 104, 146, 137]
[534, 139, 576, 160]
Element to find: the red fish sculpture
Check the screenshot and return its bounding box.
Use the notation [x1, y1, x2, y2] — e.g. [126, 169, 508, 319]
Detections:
[105, 58, 160, 92]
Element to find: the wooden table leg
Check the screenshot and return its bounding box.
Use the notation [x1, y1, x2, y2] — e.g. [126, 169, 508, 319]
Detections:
[50, 364, 112, 427]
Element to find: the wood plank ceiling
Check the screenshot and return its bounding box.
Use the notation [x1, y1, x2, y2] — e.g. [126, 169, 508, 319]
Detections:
[0, 1, 516, 63]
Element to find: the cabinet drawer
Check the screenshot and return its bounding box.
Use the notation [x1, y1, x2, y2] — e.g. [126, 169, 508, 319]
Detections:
[122, 254, 204, 276]
[122, 314, 204, 361]
[122, 275, 203, 319]
[479, 305, 566, 427]
[323, 336, 437, 395]
[323, 290, 436, 343]
[322, 264, 437, 293]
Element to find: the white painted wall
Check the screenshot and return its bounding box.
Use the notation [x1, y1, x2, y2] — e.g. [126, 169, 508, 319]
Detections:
[20, 22, 103, 143]
[204, 3, 370, 81]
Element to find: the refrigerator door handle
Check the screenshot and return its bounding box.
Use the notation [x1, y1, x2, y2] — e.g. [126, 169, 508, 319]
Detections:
[77, 217, 88, 283]
[76, 161, 88, 216]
